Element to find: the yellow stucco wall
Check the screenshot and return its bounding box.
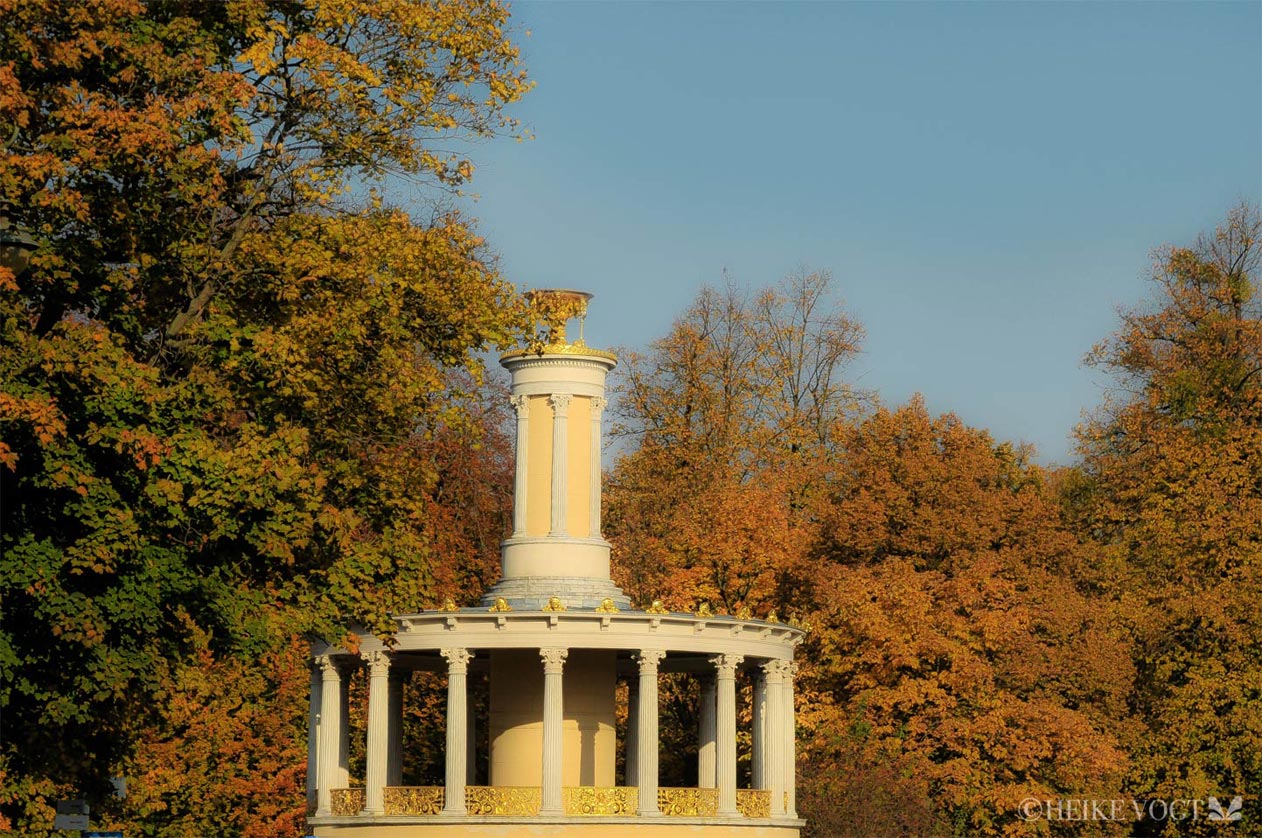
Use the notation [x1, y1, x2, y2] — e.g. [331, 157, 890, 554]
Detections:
[565, 396, 591, 538]
[524, 396, 552, 537]
[488, 649, 615, 787]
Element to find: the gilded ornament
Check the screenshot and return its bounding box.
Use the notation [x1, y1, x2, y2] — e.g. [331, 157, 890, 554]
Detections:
[563, 786, 636, 815]
[466, 785, 541, 816]
[657, 787, 719, 817]
[440, 597, 458, 612]
[488, 597, 512, 612]
[646, 599, 669, 614]
[542, 595, 567, 612]
[696, 602, 713, 618]
[330, 787, 365, 816]
[736, 604, 753, 620]
[384, 786, 444, 815]
[595, 597, 620, 613]
[736, 789, 771, 819]
[766, 609, 780, 623]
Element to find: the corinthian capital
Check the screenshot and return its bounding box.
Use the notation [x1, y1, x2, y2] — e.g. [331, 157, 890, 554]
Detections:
[539, 647, 568, 673]
[548, 393, 573, 416]
[634, 649, 666, 674]
[510, 394, 529, 417]
[364, 650, 391, 677]
[440, 648, 474, 674]
[709, 654, 744, 679]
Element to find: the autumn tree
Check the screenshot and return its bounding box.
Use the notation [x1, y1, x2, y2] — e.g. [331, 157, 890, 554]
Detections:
[0, 0, 531, 829]
[606, 270, 864, 611]
[1068, 204, 1262, 834]
[801, 400, 1133, 836]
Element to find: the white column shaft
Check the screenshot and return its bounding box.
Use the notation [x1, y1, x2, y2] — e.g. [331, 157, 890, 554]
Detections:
[316, 657, 341, 817]
[752, 671, 766, 790]
[626, 678, 640, 786]
[698, 676, 717, 789]
[764, 662, 785, 817]
[511, 395, 528, 535]
[714, 655, 743, 817]
[636, 651, 665, 816]
[363, 653, 390, 814]
[785, 662, 798, 818]
[442, 649, 473, 815]
[548, 394, 571, 536]
[540, 648, 568, 815]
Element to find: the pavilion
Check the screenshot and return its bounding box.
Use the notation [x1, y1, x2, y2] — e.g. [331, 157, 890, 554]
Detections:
[306, 291, 804, 837]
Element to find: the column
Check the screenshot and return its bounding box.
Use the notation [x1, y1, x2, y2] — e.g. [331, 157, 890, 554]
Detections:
[387, 670, 406, 787]
[712, 654, 744, 817]
[635, 650, 665, 816]
[510, 394, 529, 535]
[441, 648, 474, 815]
[540, 648, 568, 815]
[752, 669, 766, 791]
[307, 661, 322, 813]
[626, 677, 640, 787]
[589, 396, 605, 537]
[548, 394, 571, 536]
[762, 661, 785, 817]
[315, 655, 342, 817]
[362, 651, 391, 814]
[784, 661, 798, 818]
[697, 675, 717, 789]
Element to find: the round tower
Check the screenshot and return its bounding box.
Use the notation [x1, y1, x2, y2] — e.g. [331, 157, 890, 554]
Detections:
[481, 289, 629, 611]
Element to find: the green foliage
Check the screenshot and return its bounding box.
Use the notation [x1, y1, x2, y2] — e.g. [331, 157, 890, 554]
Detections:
[0, 0, 531, 829]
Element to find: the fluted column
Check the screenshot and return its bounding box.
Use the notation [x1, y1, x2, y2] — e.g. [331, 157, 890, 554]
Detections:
[784, 661, 798, 818]
[315, 655, 342, 817]
[752, 669, 766, 790]
[626, 676, 640, 786]
[697, 675, 717, 788]
[762, 661, 786, 817]
[441, 649, 474, 815]
[635, 650, 665, 816]
[713, 654, 744, 817]
[510, 394, 529, 535]
[589, 396, 605, 537]
[387, 670, 406, 787]
[362, 651, 391, 814]
[306, 661, 322, 813]
[548, 394, 572, 536]
[540, 648, 568, 815]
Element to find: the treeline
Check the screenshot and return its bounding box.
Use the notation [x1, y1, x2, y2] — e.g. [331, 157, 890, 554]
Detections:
[2, 2, 1259, 837]
[605, 208, 1261, 836]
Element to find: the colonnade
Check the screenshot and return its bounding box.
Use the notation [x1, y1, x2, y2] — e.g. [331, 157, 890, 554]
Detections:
[309, 648, 798, 820]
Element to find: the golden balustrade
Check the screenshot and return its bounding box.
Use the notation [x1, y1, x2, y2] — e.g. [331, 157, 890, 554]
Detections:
[657, 786, 719, 817]
[562, 786, 637, 815]
[465, 785, 542, 816]
[736, 789, 771, 818]
[329, 788, 364, 816]
[383, 786, 444, 815]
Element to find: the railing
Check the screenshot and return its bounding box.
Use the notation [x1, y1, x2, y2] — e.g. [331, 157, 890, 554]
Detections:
[384, 786, 444, 815]
[465, 785, 541, 816]
[563, 786, 637, 815]
[329, 788, 364, 816]
[328, 785, 771, 819]
[737, 788, 771, 818]
[657, 786, 719, 817]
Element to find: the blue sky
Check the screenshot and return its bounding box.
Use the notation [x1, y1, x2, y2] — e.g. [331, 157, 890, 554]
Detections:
[447, 1, 1261, 464]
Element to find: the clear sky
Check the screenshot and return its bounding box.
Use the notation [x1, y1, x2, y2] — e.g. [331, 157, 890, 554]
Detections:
[449, 1, 1262, 465]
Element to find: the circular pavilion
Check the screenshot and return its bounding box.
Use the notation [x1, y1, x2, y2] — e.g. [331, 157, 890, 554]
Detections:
[307, 291, 804, 837]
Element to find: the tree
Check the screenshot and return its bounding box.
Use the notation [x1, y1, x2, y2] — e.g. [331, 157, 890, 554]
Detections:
[1069, 205, 1262, 834]
[0, 0, 532, 827]
[606, 270, 864, 611]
